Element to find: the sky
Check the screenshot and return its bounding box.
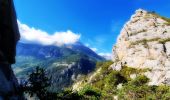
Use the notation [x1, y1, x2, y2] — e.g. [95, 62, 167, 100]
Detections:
[14, 0, 170, 56]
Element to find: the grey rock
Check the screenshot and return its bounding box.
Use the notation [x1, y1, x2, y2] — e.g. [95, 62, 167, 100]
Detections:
[112, 9, 170, 85]
[0, 0, 24, 99]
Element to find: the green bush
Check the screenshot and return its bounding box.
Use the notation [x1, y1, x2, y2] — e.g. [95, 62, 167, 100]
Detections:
[56, 88, 83, 100]
[130, 75, 149, 86]
[79, 61, 170, 100]
[79, 85, 101, 99]
[23, 63, 170, 100]
[118, 75, 150, 99]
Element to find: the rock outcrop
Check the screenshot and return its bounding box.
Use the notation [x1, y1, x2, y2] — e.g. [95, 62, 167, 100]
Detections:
[112, 9, 170, 85]
[0, 0, 23, 99]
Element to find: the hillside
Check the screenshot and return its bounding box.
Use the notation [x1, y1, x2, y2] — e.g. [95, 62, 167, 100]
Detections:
[13, 42, 105, 91]
[72, 61, 170, 99]
[71, 9, 170, 100]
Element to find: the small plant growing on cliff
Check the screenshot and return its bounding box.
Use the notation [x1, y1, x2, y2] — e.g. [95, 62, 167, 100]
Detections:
[79, 85, 101, 99]
[130, 75, 149, 86]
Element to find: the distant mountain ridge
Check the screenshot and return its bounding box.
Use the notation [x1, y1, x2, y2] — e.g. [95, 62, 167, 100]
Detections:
[13, 42, 105, 91]
[16, 42, 104, 61]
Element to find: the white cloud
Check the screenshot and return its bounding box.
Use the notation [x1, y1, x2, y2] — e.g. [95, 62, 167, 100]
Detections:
[84, 43, 111, 60]
[99, 53, 112, 60]
[18, 21, 81, 46]
[85, 43, 90, 47]
[85, 43, 98, 52]
[90, 48, 98, 52]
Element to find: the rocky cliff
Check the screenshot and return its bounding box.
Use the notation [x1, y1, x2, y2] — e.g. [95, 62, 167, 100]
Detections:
[112, 9, 170, 85]
[0, 0, 23, 99]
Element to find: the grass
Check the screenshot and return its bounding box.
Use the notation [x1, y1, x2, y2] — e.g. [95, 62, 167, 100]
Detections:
[130, 38, 160, 46]
[130, 38, 170, 47]
[129, 11, 170, 46]
[159, 38, 170, 44]
[129, 29, 147, 36]
[148, 11, 170, 26]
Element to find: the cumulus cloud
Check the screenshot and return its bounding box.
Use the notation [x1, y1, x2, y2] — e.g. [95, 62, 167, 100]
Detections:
[18, 21, 81, 46]
[99, 53, 112, 60]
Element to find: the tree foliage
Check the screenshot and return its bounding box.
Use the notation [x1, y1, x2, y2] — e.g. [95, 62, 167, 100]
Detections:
[21, 62, 170, 100]
[21, 67, 56, 99]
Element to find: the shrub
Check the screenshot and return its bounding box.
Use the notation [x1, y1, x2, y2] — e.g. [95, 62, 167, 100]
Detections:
[130, 75, 149, 86]
[56, 88, 83, 100]
[79, 85, 101, 99]
[117, 75, 150, 99]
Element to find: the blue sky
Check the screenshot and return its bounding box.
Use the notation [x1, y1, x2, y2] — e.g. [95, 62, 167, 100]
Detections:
[14, 0, 170, 55]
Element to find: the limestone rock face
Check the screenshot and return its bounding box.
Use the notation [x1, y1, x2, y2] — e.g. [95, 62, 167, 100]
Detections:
[112, 9, 170, 85]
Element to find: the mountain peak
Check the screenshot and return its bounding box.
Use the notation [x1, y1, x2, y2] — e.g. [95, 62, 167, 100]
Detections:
[117, 9, 168, 43]
[135, 8, 147, 15]
[112, 9, 170, 85]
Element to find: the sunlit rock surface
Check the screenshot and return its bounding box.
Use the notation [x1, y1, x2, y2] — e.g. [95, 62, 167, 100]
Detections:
[112, 9, 170, 85]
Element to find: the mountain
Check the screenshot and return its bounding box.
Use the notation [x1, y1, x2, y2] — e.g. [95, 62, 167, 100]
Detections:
[16, 42, 104, 61]
[13, 42, 105, 91]
[71, 9, 170, 100]
[111, 9, 170, 85]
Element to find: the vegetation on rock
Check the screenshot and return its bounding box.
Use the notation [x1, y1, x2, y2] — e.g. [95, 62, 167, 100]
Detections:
[149, 11, 170, 25]
[73, 61, 170, 100]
